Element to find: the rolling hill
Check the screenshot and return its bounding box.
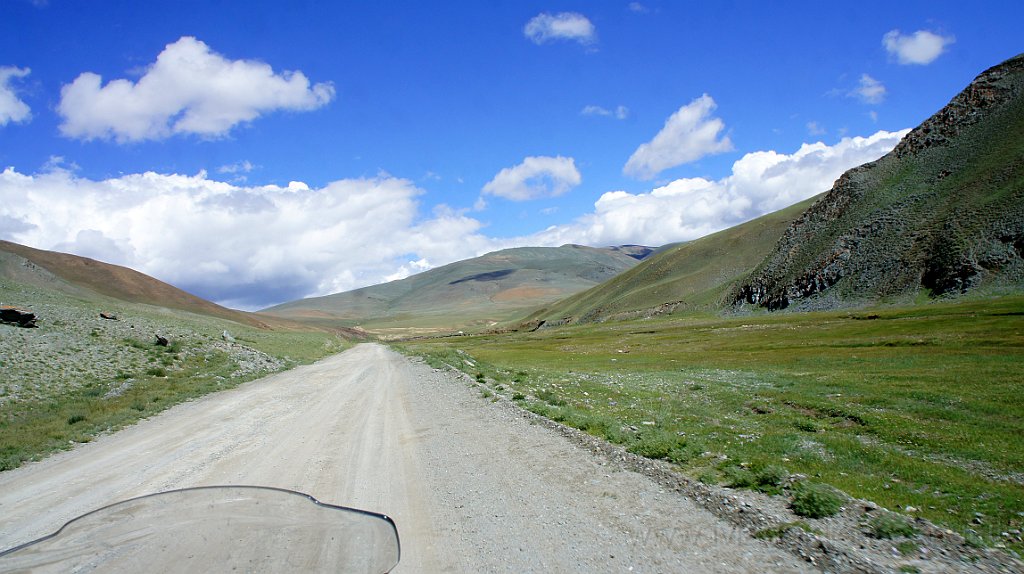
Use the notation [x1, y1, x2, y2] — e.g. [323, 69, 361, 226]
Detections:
[520, 196, 817, 325]
[0, 240, 270, 328]
[262, 244, 651, 333]
[733, 53, 1024, 310]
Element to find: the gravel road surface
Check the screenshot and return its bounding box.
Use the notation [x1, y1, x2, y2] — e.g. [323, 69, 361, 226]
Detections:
[0, 343, 811, 572]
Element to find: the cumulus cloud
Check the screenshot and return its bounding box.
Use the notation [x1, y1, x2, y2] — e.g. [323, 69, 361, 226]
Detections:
[0, 168, 496, 309]
[534, 130, 909, 247]
[0, 66, 32, 126]
[883, 29, 955, 65]
[524, 12, 596, 46]
[57, 36, 334, 142]
[581, 104, 629, 119]
[481, 156, 581, 201]
[0, 130, 910, 309]
[624, 94, 733, 180]
[853, 74, 886, 104]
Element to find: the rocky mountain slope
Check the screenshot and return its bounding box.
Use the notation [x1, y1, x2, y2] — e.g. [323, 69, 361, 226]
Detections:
[733, 53, 1024, 310]
[262, 244, 651, 333]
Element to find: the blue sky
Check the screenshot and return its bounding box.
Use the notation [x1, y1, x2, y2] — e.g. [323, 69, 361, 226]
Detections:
[1, 1, 1020, 309]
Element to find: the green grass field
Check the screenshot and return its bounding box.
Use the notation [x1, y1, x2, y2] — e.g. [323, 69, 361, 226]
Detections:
[396, 294, 1024, 554]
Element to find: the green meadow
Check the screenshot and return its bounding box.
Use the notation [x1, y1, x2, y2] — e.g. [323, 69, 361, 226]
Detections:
[397, 295, 1024, 554]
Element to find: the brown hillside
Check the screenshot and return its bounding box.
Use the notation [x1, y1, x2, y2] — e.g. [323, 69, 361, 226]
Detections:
[0, 240, 270, 328]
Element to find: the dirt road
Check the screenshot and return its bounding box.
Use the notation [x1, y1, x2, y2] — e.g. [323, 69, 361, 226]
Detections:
[0, 343, 811, 572]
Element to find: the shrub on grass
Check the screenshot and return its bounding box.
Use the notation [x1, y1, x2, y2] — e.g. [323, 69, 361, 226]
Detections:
[577, 414, 627, 444]
[526, 401, 550, 417]
[536, 389, 566, 406]
[794, 419, 818, 432]
[698, 470, 719, 485]
[753, 464, 789, 492]
[67, 414, 87, 425]
[627, 429, 686, 460]
[724, 466, 755, 488]
[868, 513, 917, 539]
[791, 482, 844, 518]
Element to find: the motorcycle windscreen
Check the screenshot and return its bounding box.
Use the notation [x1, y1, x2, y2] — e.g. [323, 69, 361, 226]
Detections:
[0, 486, 400, 573]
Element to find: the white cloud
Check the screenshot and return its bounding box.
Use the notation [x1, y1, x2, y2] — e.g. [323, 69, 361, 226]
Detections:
[883, 29, 955, 65]
[623, 94, 733, 180]
[524, 12, 596, 46]
[0, 66, 32, 126]
[57, 36, 335, 142]
[853, 74, 886, 104]
[0, 131, 910, 309]
[384, 258, 432, 283]
[217, 160, 255, 175]
[628, 3, 650, 14]
[582, 104, 629, 119]
[534, 129, 909, 247]
[806, 121, 826, 136]
[481, 156, 581, 201]
[0, 168, 496, 309]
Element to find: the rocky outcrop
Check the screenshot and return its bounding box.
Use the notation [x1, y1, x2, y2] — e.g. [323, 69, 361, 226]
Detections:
[892, 54, 1024, 160]
[0, 306, 37, 328]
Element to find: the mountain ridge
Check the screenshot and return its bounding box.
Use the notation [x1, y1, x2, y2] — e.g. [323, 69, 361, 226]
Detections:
[733, 53, 1024, 310]
[263, 244, 651, 332]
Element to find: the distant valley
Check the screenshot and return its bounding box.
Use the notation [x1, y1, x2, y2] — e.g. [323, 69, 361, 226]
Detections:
[260, 244, 654, 335]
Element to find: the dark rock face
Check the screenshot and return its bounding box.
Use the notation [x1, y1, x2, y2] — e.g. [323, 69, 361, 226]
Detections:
[892, 55, 1024, 160]
[1, 307, 37, 328]
[733, 54, 1024, 310]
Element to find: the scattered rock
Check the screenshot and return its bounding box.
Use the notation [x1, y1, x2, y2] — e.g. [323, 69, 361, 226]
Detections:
[155, 334, 169, 347]
[99, 312, 118, 320]
[1, 306, 37, 328]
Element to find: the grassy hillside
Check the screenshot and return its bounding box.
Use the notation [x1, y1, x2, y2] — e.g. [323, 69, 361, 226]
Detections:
[0, 244, 353, 472]
[1, 240, 269, 328]
[263, 244, 647, 335]
[734, 53, 1024, 310]
[524, 197, 817, 325]
[397, 295, 1024, 555]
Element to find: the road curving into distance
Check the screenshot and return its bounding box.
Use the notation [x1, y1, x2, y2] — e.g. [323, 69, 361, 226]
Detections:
[0, 343, 811, 572]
